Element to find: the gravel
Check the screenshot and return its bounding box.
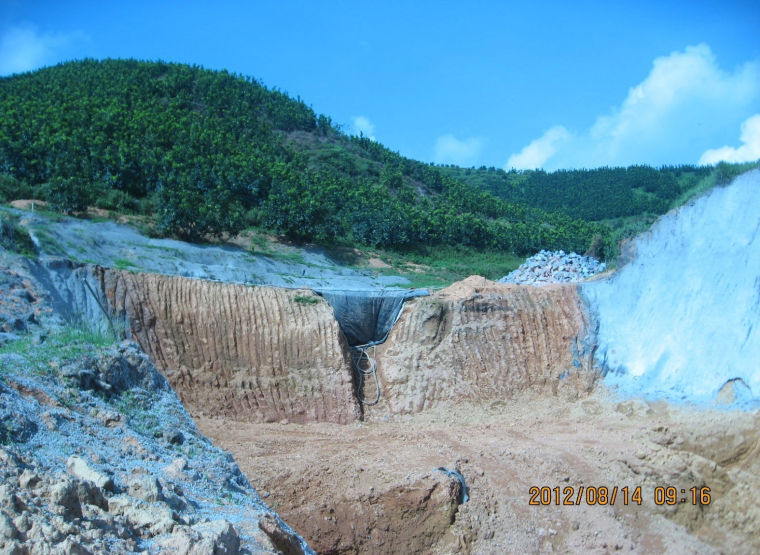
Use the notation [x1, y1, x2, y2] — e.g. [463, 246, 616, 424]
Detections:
[499, 250, 606, 286]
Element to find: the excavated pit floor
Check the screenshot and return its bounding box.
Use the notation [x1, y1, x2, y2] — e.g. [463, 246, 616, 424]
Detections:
[197, 388, 760, 554]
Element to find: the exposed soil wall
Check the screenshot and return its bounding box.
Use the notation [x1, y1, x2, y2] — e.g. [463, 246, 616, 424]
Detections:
[367, 276, 596, 417]
[31, 262, 597, 426]
[92, 268, 361, 424]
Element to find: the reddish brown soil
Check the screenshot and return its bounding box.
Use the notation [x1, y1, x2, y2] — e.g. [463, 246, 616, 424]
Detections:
[85, 271, 759, 553]
[198, 390, 760, 554]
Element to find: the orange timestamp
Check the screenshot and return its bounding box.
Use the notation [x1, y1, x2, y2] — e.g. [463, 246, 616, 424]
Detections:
[528, 485, 711, 506]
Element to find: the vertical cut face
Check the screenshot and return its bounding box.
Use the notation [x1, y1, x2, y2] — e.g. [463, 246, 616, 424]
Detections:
[91, 271, 594, 421]
[367, 277, 596, 417]
[584, 169, 760, 405]
[94, 269, 361, 424]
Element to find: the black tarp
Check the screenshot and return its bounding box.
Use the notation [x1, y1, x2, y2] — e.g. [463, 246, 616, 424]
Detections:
[315, 289, 429, 347]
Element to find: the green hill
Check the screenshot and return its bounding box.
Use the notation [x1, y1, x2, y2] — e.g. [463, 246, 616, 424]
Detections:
[0, 59, 753, 263]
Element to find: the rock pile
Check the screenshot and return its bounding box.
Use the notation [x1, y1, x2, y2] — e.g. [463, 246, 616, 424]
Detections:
[0, 267, 39, 341]
[498, 250, 606, 285]
[0, 249, 312, 554]
[0, 346, 309, 554]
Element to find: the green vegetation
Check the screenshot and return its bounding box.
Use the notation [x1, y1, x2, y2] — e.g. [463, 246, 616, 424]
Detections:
[25, 224, 63, 255]
[1, 59, 756, 266]
[0, 59, 609, 258]
[113, 389, 160, 435]
[0, 212, 36, 256]
[0, 321, 118, 377]
[342, 244, 525, 289]
[113, 257, 138, 270]
[441, 160, 758, 264]
[440, 165, 700, 220]
[293, 294, 321, 305]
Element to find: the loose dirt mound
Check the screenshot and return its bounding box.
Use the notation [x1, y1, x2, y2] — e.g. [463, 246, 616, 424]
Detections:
[368, 278, 595, 416]
[95, 268, 360, 424]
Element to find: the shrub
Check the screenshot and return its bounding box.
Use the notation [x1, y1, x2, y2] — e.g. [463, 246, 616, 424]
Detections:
[0, 213, 36, 256]
[93, 187, 139, 212]
[42, 177, 92, 214]
[293, 294, 320, 305]
[0, 174, 34, 202]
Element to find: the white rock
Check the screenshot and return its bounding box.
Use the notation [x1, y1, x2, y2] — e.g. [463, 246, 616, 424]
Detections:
[66, 456, 114, 492]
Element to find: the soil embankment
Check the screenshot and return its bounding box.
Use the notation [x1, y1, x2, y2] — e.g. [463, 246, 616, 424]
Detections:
[92, 268, 361, 424]
[368, 276, 596, 417]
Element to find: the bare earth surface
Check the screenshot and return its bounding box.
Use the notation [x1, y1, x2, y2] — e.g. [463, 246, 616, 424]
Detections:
[198, 389, 760, 554]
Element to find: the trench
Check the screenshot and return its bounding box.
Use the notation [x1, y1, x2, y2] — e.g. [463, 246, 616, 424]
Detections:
[314, 288, 428, 412]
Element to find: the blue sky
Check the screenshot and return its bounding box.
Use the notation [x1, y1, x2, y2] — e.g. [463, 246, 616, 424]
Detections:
[1, 1, 759, 170]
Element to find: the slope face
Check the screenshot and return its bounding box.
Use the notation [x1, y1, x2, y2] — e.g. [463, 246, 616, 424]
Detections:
[0, 249, 312, 554]
[97, 272, 595, 422]
[584, 169, 760, 405]
[92, 268, 360, 424]
[368, 276, 595, 416]
[16, 209, 410, 289]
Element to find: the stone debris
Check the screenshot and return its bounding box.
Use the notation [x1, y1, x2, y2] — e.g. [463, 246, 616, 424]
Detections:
[498, 250, 606, 285]
[0, 248, 313, 554]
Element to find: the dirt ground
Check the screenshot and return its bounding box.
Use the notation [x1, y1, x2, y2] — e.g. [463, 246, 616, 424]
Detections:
[197, 388, 760, 554]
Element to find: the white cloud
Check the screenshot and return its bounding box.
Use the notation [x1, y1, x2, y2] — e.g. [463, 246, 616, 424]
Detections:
[352, 115, 376, 140]
[433, 133, 484, 166]
[0, 25, 86, 76]
[506, 125, 570, 170]
[506, 44, 760, 169]
[698, 114, 760, 165]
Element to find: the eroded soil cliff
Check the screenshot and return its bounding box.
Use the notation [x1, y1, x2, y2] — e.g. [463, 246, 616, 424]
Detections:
[93, 268, 361, 424]
[368, 276, 596, 417]
[88, 270, 595, 426]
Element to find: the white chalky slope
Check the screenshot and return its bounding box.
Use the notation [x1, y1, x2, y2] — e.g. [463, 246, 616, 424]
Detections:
[584, 169, 760, 406]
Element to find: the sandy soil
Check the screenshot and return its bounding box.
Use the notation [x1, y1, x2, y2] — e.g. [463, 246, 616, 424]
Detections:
[198, 388, 760, 554]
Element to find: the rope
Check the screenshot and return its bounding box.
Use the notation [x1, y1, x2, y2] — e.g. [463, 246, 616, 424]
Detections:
[350, 344, 381, 405]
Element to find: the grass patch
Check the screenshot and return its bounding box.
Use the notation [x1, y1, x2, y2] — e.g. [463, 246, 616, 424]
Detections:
[113, 257, 138, 270]
[270, 250, 306, 265]
[142, 243, 183, 258]
[0, 213, 36, 256]
[293, 294, 320, 305]
[112, 388, 163, 436]
[26, 223, 64, 255]
[344, 245, 525, 289]
[249, 233, 270, 253]
[0, 321, 118, 377]
[246, 229, 314, 266]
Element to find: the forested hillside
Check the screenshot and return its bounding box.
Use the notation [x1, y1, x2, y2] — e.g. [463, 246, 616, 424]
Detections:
[0, 59, 752, 261]
[439, 163, 753, 221]
[0, 59, 610, 257]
